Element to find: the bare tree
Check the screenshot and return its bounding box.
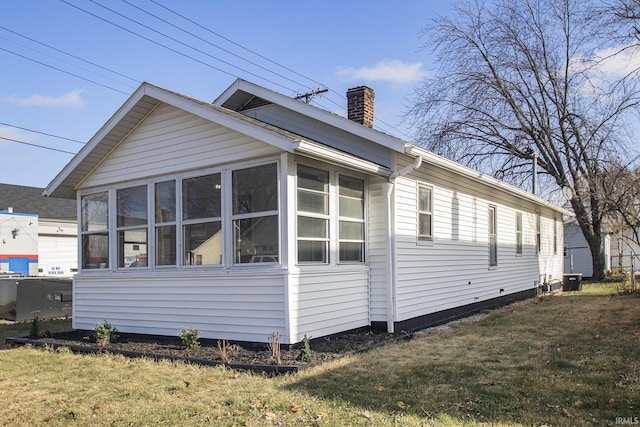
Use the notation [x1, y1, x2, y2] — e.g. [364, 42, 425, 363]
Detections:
[408, 0, 640, 279]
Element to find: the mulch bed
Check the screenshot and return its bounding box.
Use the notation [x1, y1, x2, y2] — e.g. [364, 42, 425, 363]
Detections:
[10, 327, 408, 373]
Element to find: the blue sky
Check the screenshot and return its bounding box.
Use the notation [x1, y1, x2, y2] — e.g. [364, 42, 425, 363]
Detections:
[0, 1, 452, 189]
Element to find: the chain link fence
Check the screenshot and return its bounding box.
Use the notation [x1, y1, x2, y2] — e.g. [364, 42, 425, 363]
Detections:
[0, 277, 72, 321]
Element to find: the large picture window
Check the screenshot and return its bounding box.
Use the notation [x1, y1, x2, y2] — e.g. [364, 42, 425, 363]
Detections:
[297, 165, 329, 263]
[117, 185, 148, 268]
[232, 163, 279, 264]
[183, 173, 222, 265]
[79, 161, 281, 270]
[80, 191, 109, 269]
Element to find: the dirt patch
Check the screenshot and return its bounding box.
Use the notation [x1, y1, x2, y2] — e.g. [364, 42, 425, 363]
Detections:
[26, 327, 405, 370]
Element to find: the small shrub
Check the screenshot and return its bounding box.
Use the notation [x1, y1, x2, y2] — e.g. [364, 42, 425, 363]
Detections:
[217, 339, 229, 362]
[297, 334, 312, 363]
[267, 332, 282, 365]
[94, 320, 118, 347]
[179, 327, 200, 350]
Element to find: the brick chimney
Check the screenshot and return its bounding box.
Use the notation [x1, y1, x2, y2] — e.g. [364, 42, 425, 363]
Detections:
[347, 86, 375, 128]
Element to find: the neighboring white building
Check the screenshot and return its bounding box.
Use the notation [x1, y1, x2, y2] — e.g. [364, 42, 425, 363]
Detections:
[44, 80, 570, 344]
[0, 184, 77, 277]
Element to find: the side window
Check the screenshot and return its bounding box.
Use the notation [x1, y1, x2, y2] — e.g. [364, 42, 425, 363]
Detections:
[418, 185, 433, 241]
[117, 185, 148, 268]
[338, 175, 365, 263]
[489, 205, 497, 267]
[232, 163, 279, 264]
[536, 212, 542, 254]
[182, 173, 222, 266]
[516, 212, 523, 255]
[80, 191, 109, 269]
[297, 165, 329, 263]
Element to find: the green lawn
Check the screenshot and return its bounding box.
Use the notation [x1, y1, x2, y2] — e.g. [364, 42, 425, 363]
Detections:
[1, 282, 638, 426]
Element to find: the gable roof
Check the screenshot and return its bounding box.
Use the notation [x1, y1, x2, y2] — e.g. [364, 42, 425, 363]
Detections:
[0, 183, 76, 220]
[44, 83, 321, 200]
[44, 79, 572, 216]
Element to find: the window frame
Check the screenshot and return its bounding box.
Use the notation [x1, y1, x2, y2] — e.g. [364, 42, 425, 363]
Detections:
[80, 190, 110, 270]
[515, 211, 523, 255]
[77, 159, 281, 272]
[116, 184, 149, 270]
[417, 184, 434, 243]
[535, 211, 542, 254]
[488, 205, 498, 267]
[296, 164, 330, 264]
[294, 162, 366, 266]
[338, 173, 365, 264]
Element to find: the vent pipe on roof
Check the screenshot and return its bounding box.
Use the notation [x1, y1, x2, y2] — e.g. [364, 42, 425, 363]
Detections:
[346, 86, 375, 128]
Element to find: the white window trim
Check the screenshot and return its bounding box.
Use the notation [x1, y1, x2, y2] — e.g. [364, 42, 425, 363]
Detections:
[488, 205, 498, 268]
[416, 183, 434, 245]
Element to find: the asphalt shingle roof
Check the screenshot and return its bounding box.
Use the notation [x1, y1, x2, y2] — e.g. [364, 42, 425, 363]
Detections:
[0, 183, 76, 220]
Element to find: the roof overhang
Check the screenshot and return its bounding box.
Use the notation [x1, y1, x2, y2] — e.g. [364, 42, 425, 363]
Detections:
[404, 145, 574, 217]
[293, 140, 392, 177]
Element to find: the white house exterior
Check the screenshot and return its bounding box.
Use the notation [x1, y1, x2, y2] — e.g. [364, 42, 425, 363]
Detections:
[45, 80, 569, 344]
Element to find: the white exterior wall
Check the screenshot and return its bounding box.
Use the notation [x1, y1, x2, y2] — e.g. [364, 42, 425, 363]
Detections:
[391, 157, 564, 324]
[287, 268, 369, 343]
[74, 103, 291, 343]
[81, 103, 281, 188]
[0, 213, 39, 276]
[72, 271, 286, 342]
[367, 177, 390, 321]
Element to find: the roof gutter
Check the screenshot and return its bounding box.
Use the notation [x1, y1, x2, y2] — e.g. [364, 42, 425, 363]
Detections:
[383, 154, 423, 333]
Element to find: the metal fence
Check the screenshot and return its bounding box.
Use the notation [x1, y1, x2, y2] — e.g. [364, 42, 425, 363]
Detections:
[0, 277, 72, 321]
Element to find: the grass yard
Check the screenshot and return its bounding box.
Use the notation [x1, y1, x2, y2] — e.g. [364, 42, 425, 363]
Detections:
[1, 281, 638, 426]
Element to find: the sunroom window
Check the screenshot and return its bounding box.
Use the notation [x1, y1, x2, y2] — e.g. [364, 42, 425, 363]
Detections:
[338, 175, 365, 263]
[155, 181, 176, 266]
[182, 173, 222, 266]
[232, 163, 279, 264]
[117, 185, 148, 268]
[297, 165, 329, 263]
[80, 191, 109, 269]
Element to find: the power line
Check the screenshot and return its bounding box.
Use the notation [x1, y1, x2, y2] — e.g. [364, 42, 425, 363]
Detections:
[0, 46, 130, 95]
[0, 25, 140, 85]
[149, 0, 327, 90]
[0, 122, 85, 144]
[0, 136, 77, 155]
[121, 0, 312, 91]
[66, 0, 297, 94]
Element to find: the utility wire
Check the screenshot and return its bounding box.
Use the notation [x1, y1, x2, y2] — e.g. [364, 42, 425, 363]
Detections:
[0, 136, 76, 155]
[71, 0, 297, 94]
[0, 122, 85, 144]
[0, 46, 130, 95]
[121, 0, 312, 91]
[0, 25, 140, 85]
[149, 0, 327, 90]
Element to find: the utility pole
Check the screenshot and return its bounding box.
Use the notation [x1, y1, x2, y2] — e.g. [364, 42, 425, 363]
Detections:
[294, 87, 328, 104]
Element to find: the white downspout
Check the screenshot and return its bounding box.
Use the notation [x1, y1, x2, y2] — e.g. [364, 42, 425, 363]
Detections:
[384, 155, 423, 333]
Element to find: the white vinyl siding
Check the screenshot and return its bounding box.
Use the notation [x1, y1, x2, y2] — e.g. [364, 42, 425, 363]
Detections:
[81, 104, 281, 188]
[391, 155, 564, 323]
[72, 272, 286, 343]
[288, 268, 369, 343]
